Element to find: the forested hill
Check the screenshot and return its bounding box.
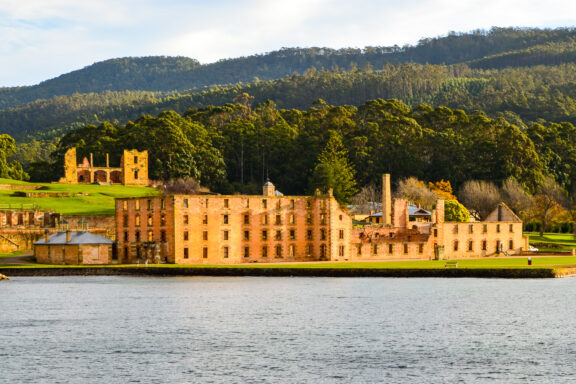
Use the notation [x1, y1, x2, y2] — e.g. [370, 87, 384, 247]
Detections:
[2, 27, 576, 111]
[4, 61, 576, 142]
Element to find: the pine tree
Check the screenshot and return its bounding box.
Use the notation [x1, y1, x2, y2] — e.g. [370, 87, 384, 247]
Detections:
[309, 130, 357, 205]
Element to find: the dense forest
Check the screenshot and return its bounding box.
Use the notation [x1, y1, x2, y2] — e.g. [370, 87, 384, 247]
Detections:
[32, 99, 572, 197]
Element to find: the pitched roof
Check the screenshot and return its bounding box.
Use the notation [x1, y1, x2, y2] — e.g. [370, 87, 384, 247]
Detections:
[484, 203, 522, 223]
[408, 206, 431, 216]
[34, 231, 114, 245]
[368, 206, 431, 218]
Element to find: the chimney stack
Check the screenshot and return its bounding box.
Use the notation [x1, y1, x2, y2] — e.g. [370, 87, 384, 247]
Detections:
[106, 153, 110, 168]
[66, 230, 71, 243]
[44, 229, 50, 243]
[90, 153, 93, 167]
[382, 174, 392, 226]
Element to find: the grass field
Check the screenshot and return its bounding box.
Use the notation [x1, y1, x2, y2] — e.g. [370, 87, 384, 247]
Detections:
[4, 256, 576, 270]
[527, 232, 576, 252]
[0, 178, 159, 215]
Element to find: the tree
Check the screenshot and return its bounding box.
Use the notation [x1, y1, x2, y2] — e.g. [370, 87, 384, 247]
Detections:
[428, 179, 456, 200]
[350, 184, 381, 214]
[530, 177, 568, 236]
[156, 177, 204, 194]
[501, 177, 534, 221]
[444, 199, 471, 222]
[459, 180, 502, 220]
[0, 134, 28, 180]
[308, 131, 357, 205]
[396, 177, 437, 209]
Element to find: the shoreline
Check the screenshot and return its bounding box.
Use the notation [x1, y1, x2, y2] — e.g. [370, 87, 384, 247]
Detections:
[2, 266, 575, 278]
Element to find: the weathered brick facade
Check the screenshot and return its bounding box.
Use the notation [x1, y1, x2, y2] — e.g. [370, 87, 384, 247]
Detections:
[115, 184, 352, 264]
[59, 148, 148, 186]
[348, 175, 529, 261]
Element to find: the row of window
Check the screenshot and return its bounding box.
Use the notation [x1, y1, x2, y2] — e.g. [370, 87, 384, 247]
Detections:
[182, 198, 329, 210]
[182, 213, 328, 226]
[453, 239, 514, 252]
[122, 199, 166, 211]
[123, 213, 166, 227]
[123, 230, 167, 242]
[451, 223, 516, 234]
[357, 239, 516, 256]
[121, 197, 336, 213]
[185, 228, 343, 242]
[359, 243, 425, 256]
[182, 244, 335, 259]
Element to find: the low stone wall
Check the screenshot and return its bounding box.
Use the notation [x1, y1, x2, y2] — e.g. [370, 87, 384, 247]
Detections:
[0, 184, 40, 191]
[13, 192, 75, 198]
[61, 214, 115, 230]
[0, 266, 562, 278]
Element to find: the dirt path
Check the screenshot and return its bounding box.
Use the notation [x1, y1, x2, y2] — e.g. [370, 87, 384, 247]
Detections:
[0, 252, 35, 265]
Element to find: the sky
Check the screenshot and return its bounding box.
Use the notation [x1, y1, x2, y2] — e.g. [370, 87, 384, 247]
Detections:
[0, 0, 575, 87]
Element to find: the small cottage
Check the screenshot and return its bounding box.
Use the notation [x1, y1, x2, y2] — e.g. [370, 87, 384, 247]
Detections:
[34, 231, 115, 265]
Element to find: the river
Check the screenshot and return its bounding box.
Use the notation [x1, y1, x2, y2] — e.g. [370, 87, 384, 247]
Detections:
[1, 276, 576, 383]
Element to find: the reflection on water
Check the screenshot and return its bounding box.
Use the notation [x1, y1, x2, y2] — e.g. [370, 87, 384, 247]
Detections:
[1, 276, 576, 383]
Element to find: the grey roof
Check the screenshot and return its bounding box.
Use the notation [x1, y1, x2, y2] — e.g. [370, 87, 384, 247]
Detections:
[408, 206, 431, 216]
[264, 180, 274, 186]
[368, 206, 431, 218]
[35, 231, 114, 245]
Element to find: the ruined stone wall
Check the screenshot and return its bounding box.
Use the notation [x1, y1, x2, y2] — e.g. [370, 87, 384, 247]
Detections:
[59, 147, 149, 186]
[59, 148, 78, 184]
[61, 215, 115, 239]
[121, 149, 149, 186]
[349, 227, 433, 261]
[0, 230, 45, 253]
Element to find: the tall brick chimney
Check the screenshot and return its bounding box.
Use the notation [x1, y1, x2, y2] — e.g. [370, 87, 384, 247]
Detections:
[66, 230, 71, 243]
[435, 200, 445, 224]
[382, 174, 392, 226]
[44, 229, 50, 243]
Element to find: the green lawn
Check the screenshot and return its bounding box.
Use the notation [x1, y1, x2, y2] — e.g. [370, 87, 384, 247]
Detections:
[4, 256, 576, 270]
[0, 251, 21, 259]
[527, 232, 576, 252]
[0, 179, 159, 215]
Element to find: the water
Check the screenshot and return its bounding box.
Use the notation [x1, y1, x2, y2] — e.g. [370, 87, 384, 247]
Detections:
[1, 276, 576, 383]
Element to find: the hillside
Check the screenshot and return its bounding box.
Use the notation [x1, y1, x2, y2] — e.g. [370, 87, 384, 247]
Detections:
[4, 61, 576, 145]
[4, 26, 576, 169]
[1, 27, 576, 112]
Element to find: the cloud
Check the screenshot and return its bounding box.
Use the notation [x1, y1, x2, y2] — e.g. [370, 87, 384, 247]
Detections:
[0, 0, 575, 86]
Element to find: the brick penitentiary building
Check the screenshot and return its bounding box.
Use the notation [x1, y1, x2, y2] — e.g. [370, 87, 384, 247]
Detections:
[115, 182, 352, 264]
[113, 175, 529, 265]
